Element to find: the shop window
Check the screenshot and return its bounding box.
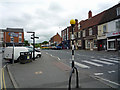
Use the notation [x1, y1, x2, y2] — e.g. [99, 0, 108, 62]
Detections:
[108, 41, 115, 49]
[86, 40, 90, 48]
[116, 20, 120, 31]
[77, 40, 81, 47]
[94, 39, 97, 48]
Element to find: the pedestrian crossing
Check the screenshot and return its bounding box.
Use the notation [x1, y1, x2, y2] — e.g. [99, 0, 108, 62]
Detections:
[74, 57, 120, 69]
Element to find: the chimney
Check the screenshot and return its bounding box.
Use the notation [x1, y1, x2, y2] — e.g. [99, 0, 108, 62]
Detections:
[75, 19, 78, 24]
[88, 10, 92, 18]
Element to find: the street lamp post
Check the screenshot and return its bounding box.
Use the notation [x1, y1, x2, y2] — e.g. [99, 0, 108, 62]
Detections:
[27, 32, 39, 60]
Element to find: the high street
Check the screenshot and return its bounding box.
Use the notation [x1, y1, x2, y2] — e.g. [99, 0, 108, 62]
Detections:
[1, 50, 116, 89]
[44, 50, 120, 88]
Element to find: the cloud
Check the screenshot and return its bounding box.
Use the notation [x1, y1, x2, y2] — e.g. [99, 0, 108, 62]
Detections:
[0, 0, 119, 43]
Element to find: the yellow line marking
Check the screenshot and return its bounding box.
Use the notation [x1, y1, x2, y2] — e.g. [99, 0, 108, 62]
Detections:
[1, 68, 3, 90]
[2, 68, 6, 90]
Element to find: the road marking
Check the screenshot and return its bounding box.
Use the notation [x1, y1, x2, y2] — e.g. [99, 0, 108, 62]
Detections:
[73, 61, 90, 69]
[1, 68, 3, 90]
[108, 70, 115, 73]
[82, 60, 103, 67]
[100, 58, 120, 63]
[110, 58, 120, 61]
[91, 59, 114, 65]
[94, 76, 120, 87]
[57, 57, 60, 60]
[94, 73, 103, 76]
[2, 68, 6, 90]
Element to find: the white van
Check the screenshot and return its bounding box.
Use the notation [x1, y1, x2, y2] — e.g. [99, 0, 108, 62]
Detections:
[4, 46, 41, 62]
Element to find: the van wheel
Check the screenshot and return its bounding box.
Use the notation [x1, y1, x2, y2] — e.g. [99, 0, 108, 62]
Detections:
[9, 59, 13, 64]
[38, 54, 41, 58]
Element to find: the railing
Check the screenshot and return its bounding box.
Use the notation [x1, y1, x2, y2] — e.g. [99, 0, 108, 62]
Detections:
[68, 66, 79, 90]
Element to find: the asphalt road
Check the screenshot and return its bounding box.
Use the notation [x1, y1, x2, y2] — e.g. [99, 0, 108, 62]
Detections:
[1, 52, 14, 89]
[44, 50, 120, 88]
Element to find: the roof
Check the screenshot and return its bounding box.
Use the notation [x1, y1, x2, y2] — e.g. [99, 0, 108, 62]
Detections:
[80, 3, 120, 30]
[6, 28, 23, 32]
[80, 11, 105, 30]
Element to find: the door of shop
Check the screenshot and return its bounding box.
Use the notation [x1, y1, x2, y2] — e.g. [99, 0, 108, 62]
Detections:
[90, 40, 93, 51]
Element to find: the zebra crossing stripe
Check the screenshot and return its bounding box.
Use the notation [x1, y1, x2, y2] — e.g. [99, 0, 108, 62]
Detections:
[74, 61, 90, 69]
[100, 58, 120, 63]
[91, 59, 114, 65]
[82, 60, 103, 67]
[110, 58, 120, 61]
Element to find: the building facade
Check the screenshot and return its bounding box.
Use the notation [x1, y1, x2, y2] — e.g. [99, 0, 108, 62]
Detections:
[3, 28, 24, 47]
[49, 33, 62, 46]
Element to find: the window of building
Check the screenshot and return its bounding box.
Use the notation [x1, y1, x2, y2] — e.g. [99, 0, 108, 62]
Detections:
[83, 30, 85, 37]
[87, 40, 90, 48]
[67, 28, 69, 40]
[19, 33, 22, 37]
[78, 24, 80, 30]
[10, 37, 14, 43]
[117, 7, 120, 16]
[94, 39, 97, 48]
[108, 41, 115, 49]
[74, 32, 77, 38]
[77, 40, 81, 47]
[89, 28, 92, 35]
[103, 25, 107, 33]
[116, 20, 120, 31]
[19, 38, 22, 43]
[78, 32, 81, 38]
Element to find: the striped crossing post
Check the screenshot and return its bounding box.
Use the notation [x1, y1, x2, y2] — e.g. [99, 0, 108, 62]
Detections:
[70, 19, 76, 69]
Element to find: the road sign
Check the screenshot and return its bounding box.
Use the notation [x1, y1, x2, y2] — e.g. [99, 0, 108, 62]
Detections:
[8, 33, 18, 37]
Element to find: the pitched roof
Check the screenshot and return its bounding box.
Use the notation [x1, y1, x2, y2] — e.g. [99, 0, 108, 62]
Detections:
[80, 3, 120, 30]
[80, 11, 105, 30]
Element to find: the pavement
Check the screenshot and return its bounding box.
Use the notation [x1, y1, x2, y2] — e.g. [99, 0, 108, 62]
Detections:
[6, 51, 116, 89]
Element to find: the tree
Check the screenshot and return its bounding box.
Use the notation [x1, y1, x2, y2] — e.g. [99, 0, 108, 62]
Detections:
[24, 40, 30, 46]
[42, 41, 49, 44]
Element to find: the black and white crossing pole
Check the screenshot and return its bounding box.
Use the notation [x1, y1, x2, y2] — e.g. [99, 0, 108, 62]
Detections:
[70, 19, 76, 70]
[68, 19, 79, 90]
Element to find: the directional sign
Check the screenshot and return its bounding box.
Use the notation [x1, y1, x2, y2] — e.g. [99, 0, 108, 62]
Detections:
[8, 33, 18, 37]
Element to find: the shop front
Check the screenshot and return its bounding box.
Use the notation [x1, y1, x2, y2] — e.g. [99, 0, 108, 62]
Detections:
[107, 31, 120, 51]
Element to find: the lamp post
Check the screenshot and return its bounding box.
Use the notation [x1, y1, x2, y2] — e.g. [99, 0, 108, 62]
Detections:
[70, 19, 76, 69]
[27, 31, 39, 60]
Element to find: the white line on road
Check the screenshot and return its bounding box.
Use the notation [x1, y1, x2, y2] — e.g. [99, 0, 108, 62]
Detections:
[109, 58, 120, 61]
[73, 61, 90, 69]
[94, 76, 120, 87]
[100, 58, 120, 63]
[94, 73, 103, 76]
[108, 70, 116, 73]
[91, 59, 114, 65]
[82, 60, 103, 67]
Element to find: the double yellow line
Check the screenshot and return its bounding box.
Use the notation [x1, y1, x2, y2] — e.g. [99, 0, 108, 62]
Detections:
[1, 68, 6, 90]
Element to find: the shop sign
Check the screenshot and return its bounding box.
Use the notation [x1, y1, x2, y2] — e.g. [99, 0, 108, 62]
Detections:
[107, 31, 120, 37]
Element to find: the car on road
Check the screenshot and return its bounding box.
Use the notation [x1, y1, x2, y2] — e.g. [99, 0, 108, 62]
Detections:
[4, 46, 41, 63]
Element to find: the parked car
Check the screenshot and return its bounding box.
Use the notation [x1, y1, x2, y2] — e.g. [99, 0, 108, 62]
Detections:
[4, 46, 41, 63]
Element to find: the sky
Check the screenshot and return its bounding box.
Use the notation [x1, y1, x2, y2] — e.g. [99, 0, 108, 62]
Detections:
[0, 0, 119, 43]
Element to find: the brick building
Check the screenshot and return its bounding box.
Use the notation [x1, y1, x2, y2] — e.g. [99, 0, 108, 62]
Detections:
[2, 28, 24, 47]
[49, 33, 62, 46]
